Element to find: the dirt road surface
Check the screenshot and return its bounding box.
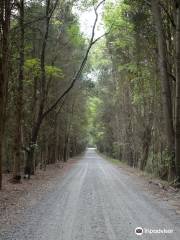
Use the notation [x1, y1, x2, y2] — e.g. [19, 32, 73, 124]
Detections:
[1, 148, 180, 240]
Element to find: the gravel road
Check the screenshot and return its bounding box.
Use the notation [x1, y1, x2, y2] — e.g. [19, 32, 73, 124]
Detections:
[1, 148, 180, 240]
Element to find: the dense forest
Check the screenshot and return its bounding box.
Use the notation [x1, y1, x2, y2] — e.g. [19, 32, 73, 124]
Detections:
[0, 0, 180, 190]
[90, 0, 180, 183]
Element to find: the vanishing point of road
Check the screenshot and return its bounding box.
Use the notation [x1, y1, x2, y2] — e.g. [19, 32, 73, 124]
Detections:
[1, 148, 180, 240]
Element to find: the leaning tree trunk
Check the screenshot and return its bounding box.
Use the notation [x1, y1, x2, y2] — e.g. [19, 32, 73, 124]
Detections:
[24, 0, 51, 178]
[13, 0, 24, 182]
[0, 0, 11, 189]
[24, 0, 106, 177]
[151, 0, 175, 180]
[175, 2, 180, 179]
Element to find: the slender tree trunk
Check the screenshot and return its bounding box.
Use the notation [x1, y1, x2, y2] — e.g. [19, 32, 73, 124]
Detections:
[24, 118, 42, 178]
[175, 2, 180, 179]
[140, 127, 152, 171]
[24, 0, 51, 178]
[151, 0, 175, 180]
[12, 0, 24, 182]
[0, 0, 11, 189]
[55, 119, 60, 161]
[63, 140, 68, 162]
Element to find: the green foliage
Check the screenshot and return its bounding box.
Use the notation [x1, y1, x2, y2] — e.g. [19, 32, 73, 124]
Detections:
[76, 0, 100, 11]
[67, 22, 85, 47]
[24, 58, 63, 79]
[104, 1, 134, 48]
[118, 63, 137, 73]
[87, 96, 102, 146]
[24, 58, 40, 75]
[45, 65, 63, 78]
[90, 40, 111, 69]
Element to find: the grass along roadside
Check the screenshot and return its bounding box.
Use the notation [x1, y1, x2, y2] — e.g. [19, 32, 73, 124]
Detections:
[96, 150, 180, 191]
[96, 150, 180, 214]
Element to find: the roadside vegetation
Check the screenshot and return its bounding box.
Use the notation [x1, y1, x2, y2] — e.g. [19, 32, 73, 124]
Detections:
[0, 0, 105, 188]
[88, 0, 180, 186]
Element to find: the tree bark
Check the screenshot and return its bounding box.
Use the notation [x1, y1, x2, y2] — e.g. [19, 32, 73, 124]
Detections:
[140, 126, 152, 171]
[0, 0, 11, 189]
[175, 2, 180, 179]
[12, 0, 24, 182]
[151, 0, 175, 180]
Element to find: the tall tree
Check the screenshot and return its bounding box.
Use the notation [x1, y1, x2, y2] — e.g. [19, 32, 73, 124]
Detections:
[24, 0, 59, 178]
[151, 0, 175, 180]
[12, 0, 25, 182]
[175, 0, 180, 179]
[0, 0, 11, 189]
